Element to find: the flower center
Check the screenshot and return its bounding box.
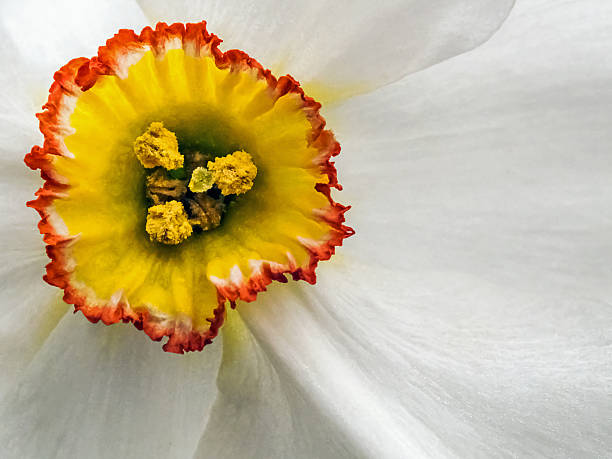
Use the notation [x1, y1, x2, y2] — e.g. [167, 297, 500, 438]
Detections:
[134, 122, 257, 245]
[26, 22, 353, 353]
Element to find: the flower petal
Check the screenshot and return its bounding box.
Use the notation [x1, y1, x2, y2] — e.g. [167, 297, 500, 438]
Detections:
[193, 309, 384, 458]
[0, 147, 63, 396]
[331, 0, 612, 280]
[230, 0, 612, 456]
[241, 263, 612, 457]
[0, 0, 148, 109]
[0, 313, 222, 458]
[137, 0, 515, 102]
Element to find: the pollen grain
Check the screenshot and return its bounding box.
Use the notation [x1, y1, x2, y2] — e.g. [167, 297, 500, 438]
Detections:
[145, 200, 193, 245]
[134, 121, 184, 170]
[207, 150, 257, 195]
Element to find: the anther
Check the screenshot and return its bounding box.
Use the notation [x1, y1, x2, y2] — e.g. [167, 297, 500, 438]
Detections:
[134, 122, 184, 170]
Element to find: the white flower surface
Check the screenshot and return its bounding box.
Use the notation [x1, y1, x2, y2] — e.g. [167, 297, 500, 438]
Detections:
[1, 0, 611, 458]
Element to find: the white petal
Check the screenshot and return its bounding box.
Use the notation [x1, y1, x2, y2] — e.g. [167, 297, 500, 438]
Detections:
[231, 0, 612, 456]
[242, 263, 612, 457]
[0, 0, 148, 112]
[330, 0, 612, 290]
[0, 313, 222, 459]
[239, 284, 448, 458]
[0, 147, 61, 395]
[0, 147, 64, 398]
[137, 0, 514, 102]
[193, 309, 372, 458]
[0, 279, 64, 397]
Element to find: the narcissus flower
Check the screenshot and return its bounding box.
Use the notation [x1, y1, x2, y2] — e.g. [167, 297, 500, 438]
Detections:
[24, 19, 354, 352]
[2, 0, 612, 458]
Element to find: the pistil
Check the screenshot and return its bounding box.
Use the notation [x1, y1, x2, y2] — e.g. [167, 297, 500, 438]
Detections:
[188, 167, 214, 193]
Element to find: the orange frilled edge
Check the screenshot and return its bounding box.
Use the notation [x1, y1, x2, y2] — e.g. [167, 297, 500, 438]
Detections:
[24, 22, 354, 353]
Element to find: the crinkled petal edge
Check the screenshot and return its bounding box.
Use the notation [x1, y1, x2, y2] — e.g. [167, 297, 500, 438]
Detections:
[25, 22, 354, 353]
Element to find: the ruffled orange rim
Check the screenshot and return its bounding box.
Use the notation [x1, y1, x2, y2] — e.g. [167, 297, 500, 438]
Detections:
[25, 22, 353, 353]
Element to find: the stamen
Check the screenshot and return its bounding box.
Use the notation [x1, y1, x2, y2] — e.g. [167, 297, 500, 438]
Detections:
[146, 169, 187, 205]
[207, 150, 257, 195]
[145, 200, 193, 245]
[188, 166, 214, 193]
[135, 123, 258, 244]
[187, 194, 225, 231]
[134, 122, 184, 170]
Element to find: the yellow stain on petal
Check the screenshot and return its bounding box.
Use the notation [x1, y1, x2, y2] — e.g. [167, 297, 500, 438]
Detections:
[218, 307, 251, 370]
[265, 56, 374, 105]
[301, 80, 375, 106]
[53, 49, 333, 327]
[29, 294, 70, 362]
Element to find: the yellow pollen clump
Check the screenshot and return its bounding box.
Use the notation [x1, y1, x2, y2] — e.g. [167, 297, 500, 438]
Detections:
[134, 122, 184, 170]
[208, 150, 257, 195]
[188, 166, 214, 193]
[145, 200, 192, 245]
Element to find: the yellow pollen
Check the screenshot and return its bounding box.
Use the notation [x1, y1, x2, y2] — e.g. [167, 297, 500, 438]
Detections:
[208, 150, 257, 195]
[145, 200, 192, 245]
[188, 166, 214, 193]
[134, 122, 184, 170]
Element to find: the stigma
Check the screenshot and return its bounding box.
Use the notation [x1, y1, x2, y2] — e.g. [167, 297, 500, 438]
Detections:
[188, 167, 214, 193]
